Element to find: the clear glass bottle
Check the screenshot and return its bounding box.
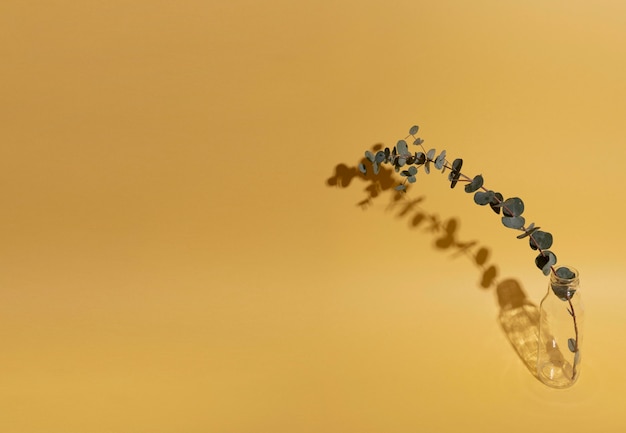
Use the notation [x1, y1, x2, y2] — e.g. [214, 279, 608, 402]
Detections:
[537, 265, 583, 388]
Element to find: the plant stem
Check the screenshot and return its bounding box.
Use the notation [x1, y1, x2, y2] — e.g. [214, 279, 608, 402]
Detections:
[567, 297, 580, 379]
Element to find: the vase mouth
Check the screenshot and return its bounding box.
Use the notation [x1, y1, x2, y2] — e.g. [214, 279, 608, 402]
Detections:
[551, 265, 578, 283]
[550, 265, 579, 300]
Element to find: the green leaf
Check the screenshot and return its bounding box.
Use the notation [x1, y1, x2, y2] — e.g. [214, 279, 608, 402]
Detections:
[450, 159, 463, 176]
[397, 140, 409, 156]
[516, 223, 540, 239]
[568, 338, 576, 353]
[395, 184, 406, 191]
[474, 190, 495, 205]
[426, 149, 436, 160]
[414, 152, 426, 164]
[365, 150, 374, 162]
[408, 166, 417, 175]
[502, 216, 525, 229]
[435, 150, 447, 170]
[408, 176, 416, 183]
[535, 250, 557, 275]
[502, 197, 524, 217]
[424, 160, 431, 174]
[373, 162, 380, 175]
[358, 163, 367, 174]
[409, 125, 419, 135]
[464, 175, 484, 193]
[489, 192, 503, 214]
[449, 158, 463, 188]
[556, 266, 575, 279]
[529, 230, 553, 250]
[375, 151, 385, 163]
[397, 157, 406, 167]
[413, 138, 424, 145]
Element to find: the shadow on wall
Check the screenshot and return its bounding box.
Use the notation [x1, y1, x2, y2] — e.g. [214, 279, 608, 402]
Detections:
[326, 145, 540, 379]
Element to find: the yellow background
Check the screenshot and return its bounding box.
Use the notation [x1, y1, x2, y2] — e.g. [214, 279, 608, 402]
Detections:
[1, 0, 625, 431]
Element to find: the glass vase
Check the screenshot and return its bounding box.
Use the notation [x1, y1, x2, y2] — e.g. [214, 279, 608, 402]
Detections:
[536, 265, 583, 388]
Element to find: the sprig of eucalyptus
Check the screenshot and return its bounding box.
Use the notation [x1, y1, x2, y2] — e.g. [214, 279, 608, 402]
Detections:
[358, 125, 558, 276]
[358, 125, 580, 378]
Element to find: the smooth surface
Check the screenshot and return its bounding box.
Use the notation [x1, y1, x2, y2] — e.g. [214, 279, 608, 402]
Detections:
[1, 1, 625, 431]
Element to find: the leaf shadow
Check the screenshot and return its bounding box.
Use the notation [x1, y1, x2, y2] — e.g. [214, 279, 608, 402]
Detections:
[327, 145, 540, 379]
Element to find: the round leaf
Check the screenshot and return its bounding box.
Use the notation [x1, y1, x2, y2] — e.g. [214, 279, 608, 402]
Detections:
[435, 150, 447, 169]
[502, 216, 525, 229]
[568, 338, 577, 353]
[409, 125, 419, 135]
[397, 140, 409, 156]
[464, 174, 484, 193]
[474, 190, 495, 205]
[502, 197, 524, 217]
[535, 250, 557, 275]
[489, 192, 504, 214]
[449, 158, 463, 188]
[556, 266, 575, 279]
[529, 230, 553, 250]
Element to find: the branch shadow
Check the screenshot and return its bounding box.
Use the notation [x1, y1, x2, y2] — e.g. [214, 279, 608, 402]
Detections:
[327, 145, 540, 379]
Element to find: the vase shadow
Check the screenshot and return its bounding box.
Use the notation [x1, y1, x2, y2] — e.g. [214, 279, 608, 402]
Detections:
[327, 145, 541, 380]
[496, 279, 540, 378]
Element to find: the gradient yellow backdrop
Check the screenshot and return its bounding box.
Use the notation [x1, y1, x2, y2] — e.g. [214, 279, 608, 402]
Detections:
[2, 1, 626, 432]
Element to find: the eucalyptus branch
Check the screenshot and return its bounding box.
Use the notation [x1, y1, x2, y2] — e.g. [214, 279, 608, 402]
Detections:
[359, 124, 582, 378]
[355, 125, 582, 382]
[359, 125, 558, 276]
